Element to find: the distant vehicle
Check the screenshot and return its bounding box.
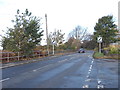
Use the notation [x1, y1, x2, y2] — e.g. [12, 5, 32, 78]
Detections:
[78, 48, 85, 53]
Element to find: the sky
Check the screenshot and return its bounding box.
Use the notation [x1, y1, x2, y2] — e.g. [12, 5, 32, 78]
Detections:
[0, 0, 119, 49]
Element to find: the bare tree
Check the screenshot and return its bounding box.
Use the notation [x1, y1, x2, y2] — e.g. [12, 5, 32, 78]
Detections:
[68, 25, 88, 41]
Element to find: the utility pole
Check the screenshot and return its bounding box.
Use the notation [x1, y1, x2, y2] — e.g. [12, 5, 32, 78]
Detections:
[45, 14, 49, 55]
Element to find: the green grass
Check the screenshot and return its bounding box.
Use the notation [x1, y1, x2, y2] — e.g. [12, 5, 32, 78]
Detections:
[93, 52, 104, 58]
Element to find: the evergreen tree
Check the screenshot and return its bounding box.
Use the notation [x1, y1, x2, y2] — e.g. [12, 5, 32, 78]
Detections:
[94, 15, 118, 47]
[2, 9, 43, 56]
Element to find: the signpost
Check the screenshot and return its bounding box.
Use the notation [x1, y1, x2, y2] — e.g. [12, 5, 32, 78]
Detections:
[97, 36, 102, 53]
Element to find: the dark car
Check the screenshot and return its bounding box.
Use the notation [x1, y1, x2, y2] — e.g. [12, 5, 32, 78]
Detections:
[78, 48, 85, 53]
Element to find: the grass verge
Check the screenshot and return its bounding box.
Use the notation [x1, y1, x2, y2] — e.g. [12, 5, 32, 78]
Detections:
[93, 51, 119, 59]
[93, 52, 104, 59]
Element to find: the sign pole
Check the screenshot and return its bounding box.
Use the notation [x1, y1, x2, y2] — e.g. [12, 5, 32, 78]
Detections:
[97, 36, 102, 53]
[53, 44, 54, 55]
[99, 42, 101, 53]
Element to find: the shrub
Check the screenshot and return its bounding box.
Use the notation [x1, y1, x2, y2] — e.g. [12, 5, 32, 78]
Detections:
[109, 46, 119, 54]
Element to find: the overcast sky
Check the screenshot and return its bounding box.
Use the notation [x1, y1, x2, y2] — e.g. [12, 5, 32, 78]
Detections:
[0, 0, 119, 49]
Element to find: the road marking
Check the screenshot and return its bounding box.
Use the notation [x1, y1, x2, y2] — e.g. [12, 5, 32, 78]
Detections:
[83, 55, 95, 88]
[0, 78, 10, 82]
[97, 79, 104, 88]
[58, 59, 68, 63]
[86, 75, 89, 78]
[90, 65, 92, 69]
[91, 60, 94, 64]
[70, 57, 74, 59]
[98, 80, 101, 84]
[97, 85, 104, 89]
[85, 79, 91, 82]
[82, 85, 89, 88]
[89, 69, 91, 72]
[88, 71, 91, 74]
[33, 64, 53, 72]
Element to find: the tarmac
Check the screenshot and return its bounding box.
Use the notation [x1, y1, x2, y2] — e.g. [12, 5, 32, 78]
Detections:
[0, 52, 75, 69]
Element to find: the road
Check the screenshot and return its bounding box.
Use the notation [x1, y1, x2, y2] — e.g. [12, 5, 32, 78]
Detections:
[1, 50, 118, 88]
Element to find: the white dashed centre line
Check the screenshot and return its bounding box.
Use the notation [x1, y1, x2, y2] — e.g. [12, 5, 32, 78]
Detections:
[82, 57, 95, 88]
[91, 60, 94, 64]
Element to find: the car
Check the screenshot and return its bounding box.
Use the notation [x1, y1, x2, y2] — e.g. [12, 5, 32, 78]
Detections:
[78, 48, 85, 53]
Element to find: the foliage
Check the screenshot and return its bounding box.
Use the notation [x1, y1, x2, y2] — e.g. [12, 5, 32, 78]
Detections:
[109, 47, 118, 54]
[81, 35, 97, 49]
[108, 45, 119, 54]
[94, 15, 118, 47]
[2, 9, 43, 56]
[64, 37, 81, 50]
[81, 40, 96, 50]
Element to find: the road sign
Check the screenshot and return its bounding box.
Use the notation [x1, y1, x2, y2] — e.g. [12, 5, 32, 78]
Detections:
[97, 36, 102, 43]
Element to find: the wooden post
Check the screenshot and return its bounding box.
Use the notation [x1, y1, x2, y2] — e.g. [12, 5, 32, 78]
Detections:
[53, 44, 54, 55]
[39, 51, 41, 57]
[18, 52, 19, 61]
[7, 52, 9, 62]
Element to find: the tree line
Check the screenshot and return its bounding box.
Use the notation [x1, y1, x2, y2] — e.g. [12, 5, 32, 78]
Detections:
[1, 9, 119, 56]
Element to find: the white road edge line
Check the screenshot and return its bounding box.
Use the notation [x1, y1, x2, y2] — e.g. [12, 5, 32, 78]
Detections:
[0, 78, 10, 82]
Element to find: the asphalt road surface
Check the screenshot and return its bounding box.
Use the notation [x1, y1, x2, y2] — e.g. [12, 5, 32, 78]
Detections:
[1, 50, 118, 88]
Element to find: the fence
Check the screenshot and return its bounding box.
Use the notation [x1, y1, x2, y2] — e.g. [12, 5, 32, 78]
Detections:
[0, 50, 75, 63]
[0, 51, 48, 63]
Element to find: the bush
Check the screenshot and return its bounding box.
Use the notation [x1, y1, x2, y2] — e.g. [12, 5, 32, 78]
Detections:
[109, 46, 119, 54]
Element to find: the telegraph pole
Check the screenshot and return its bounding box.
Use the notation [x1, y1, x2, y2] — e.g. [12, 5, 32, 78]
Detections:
[45, 14, 49, 55]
